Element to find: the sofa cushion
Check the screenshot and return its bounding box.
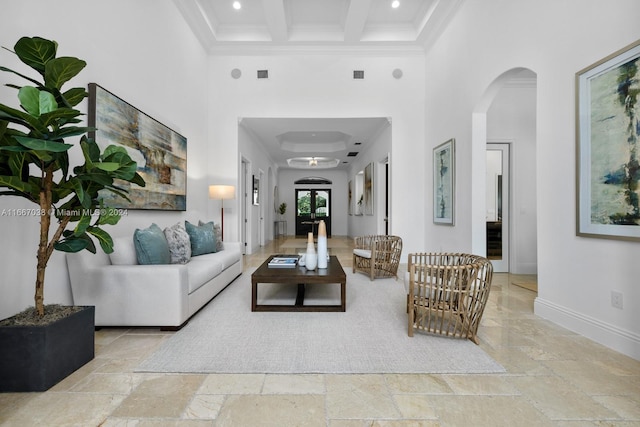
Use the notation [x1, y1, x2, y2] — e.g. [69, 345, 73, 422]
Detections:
[134, 223, 171, 265]
[186, 255, 224, 293]
[110, 236, 138, 265]
[186, 220, 216, 256]
[164, 222, 192, 264]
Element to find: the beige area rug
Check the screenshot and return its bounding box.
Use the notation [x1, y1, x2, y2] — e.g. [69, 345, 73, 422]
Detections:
[511, 275, 538, 292]
[137, 269, 505, 374]
[278, 238, 349, 249]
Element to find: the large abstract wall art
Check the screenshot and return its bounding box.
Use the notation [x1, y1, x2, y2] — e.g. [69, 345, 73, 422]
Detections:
[576, 39, 640, 241]
[88, 84, 187, 210]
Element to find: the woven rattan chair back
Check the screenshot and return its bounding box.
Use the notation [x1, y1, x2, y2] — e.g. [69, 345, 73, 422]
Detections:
[407, 252, 493, 344]
[352, 235, 403, 281]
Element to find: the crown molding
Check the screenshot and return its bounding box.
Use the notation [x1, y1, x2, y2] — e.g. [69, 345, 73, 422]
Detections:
[205, 42, 426, 57]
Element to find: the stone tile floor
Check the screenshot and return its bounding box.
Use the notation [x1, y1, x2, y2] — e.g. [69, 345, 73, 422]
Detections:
[1, 236, 638, 426]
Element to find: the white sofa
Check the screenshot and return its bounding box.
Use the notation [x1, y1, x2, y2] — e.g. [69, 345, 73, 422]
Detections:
[66, 237, 242, 329]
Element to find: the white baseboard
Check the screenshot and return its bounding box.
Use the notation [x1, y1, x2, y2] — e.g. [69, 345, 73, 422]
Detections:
[534, 297, 640, 361]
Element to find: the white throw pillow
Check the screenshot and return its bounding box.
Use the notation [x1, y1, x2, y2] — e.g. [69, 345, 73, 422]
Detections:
[164, 222, 192, 264]
[109, 236, 138, 265]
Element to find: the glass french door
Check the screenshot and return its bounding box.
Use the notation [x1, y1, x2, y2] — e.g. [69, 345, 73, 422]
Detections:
[295, 189, 331, 237]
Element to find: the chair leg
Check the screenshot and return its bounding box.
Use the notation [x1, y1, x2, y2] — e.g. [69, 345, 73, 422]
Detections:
[408, 301, 414, 337]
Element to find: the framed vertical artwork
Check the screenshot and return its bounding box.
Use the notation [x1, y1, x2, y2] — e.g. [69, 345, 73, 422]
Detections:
[354, 171, 364, 216]
[433, 139, 455, 225]
[348, 180, 353, 215]
[576, 39, 640, 241]
[364, 162, 374, 215]
[253, 175, 260, 205]
[88, 83, 187, 210]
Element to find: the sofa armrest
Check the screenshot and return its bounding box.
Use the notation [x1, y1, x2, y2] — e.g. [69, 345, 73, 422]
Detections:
[68, 260, 190, 327]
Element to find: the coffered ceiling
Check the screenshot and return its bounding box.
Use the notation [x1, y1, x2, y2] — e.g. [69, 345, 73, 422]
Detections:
[175, 0, 463, 53]
[176, 1, 463, 170]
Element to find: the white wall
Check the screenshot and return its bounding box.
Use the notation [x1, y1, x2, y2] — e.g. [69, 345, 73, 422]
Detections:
[348, 123, 392, 238]
[207, 54, 425, 258]
[424, 0, 640, 359]
[0, 0, 209, 319]
[238, 124, 279, 252]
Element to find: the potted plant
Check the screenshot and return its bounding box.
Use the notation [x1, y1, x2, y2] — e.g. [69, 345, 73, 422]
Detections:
[0, 36, 145, 391]
[278, 202, 287, 218]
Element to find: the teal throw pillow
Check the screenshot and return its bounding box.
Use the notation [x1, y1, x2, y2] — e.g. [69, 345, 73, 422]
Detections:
[133, 223, 171, 265]
[199, 220, 223, 252]
[186, 220, 217, 256]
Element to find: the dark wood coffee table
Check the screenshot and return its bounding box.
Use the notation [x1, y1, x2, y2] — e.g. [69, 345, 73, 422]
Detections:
[251, 255, 346, 312]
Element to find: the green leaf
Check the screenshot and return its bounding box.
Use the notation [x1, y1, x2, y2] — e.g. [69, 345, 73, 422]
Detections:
[8, 151, 25, 176]
[0, 66, 43, 87]
[14, 37, 57, 74]
[51, 126, 94, 140]
[17, 87, 58, 117]
[0, 145, 30, 153]
[95, 162, 120, 172]
[77, 171, 114, 186]
[14, 136, 72, 152]
[0, 175, 34, 193]
[102, 145, 127, 157]
[69, 177, 88, 208]
[62, 87, 87, 107]
[98, 207, 121, 226]
[131, 172, 146, 187]
[80, 137, 100, 163]
[74, 212, 91, 236]
[44, 57, 86, 90]
[88, 226, 114, 253]
[0, 103, 47, 132]
[54, 237, 90, 253]
[39, 106, 82, 126]
[39, 91, 58, 114]
[17, 86, 40, 116]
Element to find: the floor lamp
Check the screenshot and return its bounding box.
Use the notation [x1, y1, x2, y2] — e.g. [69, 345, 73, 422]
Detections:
[208, 185, 235, 241]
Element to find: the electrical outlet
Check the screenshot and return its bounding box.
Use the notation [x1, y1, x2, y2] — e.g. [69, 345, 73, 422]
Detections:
[611, 291, 623, 309]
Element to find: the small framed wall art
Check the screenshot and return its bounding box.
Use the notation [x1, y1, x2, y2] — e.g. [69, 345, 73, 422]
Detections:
[433, 138, 455, 225]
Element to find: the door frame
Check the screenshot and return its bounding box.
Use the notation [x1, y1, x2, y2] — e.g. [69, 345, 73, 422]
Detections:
[486, 142, 510, 272]
[295, 188, 332, 236]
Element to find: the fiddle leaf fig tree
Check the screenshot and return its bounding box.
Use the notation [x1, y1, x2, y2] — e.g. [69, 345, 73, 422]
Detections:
[0, 36, 145, 317]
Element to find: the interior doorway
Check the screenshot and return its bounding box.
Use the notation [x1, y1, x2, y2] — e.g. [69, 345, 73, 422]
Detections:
[486, 143, 510, 272]
[295, 189, 331, 237]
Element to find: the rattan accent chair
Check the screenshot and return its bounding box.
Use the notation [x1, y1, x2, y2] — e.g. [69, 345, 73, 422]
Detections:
[406, 253, 493, 344]
[352, 235, 403, 281]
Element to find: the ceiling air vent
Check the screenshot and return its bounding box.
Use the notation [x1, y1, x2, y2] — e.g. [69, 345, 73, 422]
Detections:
[257, 70, 269, 79]
[353, 70, 364, 79]
[347, 152, 358, 157]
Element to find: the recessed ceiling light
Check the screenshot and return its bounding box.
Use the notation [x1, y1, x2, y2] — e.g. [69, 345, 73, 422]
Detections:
[391, 1, 400, 8]
[233, 1, 241, 10]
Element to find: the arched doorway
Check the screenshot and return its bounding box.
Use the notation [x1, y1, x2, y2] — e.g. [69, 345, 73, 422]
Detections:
[472, 68, 538, 275]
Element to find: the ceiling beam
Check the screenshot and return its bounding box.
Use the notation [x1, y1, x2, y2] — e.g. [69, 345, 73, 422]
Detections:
[343, 0, 373, 43]
[262, 0, 288, 42]
[416, 0, 465, 49]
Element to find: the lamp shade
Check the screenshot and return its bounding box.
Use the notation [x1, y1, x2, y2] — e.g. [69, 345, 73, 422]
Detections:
[209, 185, 235, 200]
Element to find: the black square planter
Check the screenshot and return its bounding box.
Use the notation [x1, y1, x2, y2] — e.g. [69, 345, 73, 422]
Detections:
[0, 306, 95, 392]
